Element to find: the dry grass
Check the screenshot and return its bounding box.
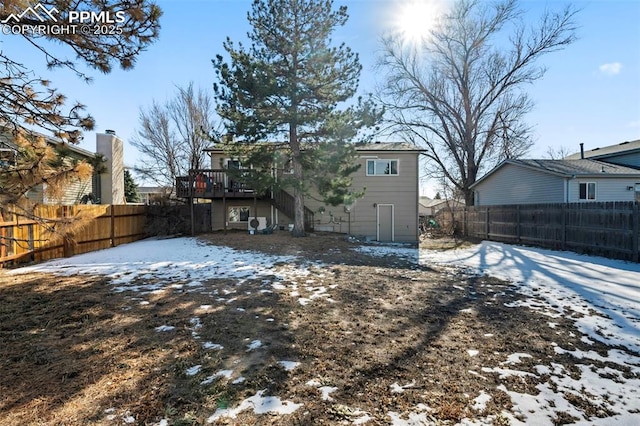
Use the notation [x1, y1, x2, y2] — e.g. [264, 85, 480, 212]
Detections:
[0, 232, 631, 425]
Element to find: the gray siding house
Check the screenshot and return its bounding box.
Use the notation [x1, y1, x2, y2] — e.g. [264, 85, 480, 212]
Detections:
[566, 139, 640, 168]
[472, 159, 640, 206]
[177, 142, 423, 243]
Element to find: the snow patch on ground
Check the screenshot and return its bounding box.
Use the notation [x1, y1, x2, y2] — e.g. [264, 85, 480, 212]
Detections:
[277, 360, 300, 371]
[206, 389, 302, 422]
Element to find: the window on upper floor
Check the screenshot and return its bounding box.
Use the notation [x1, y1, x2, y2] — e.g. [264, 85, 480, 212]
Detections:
[366, 159, 399, 176]
[579, 182, 596, 200]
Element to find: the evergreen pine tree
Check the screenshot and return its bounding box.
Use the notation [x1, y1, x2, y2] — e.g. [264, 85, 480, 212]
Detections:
[124, 170, 140, 203]
[213, 0, 381, 236]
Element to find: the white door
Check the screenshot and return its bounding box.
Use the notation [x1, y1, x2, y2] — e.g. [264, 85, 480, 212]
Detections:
[377, 204, 394, 242]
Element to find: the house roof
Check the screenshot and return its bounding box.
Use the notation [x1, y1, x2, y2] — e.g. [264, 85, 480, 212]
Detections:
[137, 186, 168, 194]
[472, 159, 640, 188]
[565, 139, 640, 160]
[0, 126, 95, 159]
[418, 196, 432, 207]
[354, 142, 424, 152]
[205, 141, 424, 153]
[419, 196, 465, 209]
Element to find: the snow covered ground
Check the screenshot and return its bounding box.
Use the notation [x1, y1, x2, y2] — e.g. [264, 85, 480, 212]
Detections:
[10, 237, 640, 425]
[421, 241, 640, 426]
[422, 241, 640, 354]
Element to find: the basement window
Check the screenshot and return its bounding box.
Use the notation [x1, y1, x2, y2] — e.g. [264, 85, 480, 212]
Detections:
[579, 182, 596, 200]
[228, 206, 250, 222]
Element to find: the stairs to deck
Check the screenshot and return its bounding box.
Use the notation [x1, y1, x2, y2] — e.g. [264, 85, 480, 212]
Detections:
[271, 189, 314, 232]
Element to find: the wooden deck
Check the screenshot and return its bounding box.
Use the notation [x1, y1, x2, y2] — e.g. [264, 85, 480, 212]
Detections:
[176, 169, 315, 231]
[175, 170, 267, 199]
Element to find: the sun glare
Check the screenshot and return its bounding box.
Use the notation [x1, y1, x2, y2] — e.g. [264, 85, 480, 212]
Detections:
[394, 0, 444, 44]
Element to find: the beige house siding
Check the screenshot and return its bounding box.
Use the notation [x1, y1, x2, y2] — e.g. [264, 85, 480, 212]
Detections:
[211, 199, 279, 231]
[207, 145, 421, 242]
[295, 149, 420, 242]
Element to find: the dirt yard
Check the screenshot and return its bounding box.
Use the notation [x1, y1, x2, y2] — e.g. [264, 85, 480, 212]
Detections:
[0, 232, 633, 425]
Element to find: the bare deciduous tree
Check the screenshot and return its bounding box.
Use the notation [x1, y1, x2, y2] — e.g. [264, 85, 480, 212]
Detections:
[131, 83, 219, 195]
[545, 145, 574, 160]
[378, 0, 578, 205]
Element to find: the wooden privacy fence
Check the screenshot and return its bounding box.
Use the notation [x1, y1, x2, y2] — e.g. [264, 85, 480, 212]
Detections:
[0, 205, 148, 267]
[447, 202, 639, 262]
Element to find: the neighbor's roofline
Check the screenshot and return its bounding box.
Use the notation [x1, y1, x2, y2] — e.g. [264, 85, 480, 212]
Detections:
[471, 158, 640, 189]
[0, 125, 96, 158]
[565, 139, 640, 159]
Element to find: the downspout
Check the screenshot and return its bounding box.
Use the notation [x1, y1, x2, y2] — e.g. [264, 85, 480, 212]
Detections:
[566, 175, 575, 202]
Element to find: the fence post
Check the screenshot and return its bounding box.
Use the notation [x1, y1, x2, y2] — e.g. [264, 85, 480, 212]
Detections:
[190, 197, 195, 236]
[562, 204, 567, 251]
[633, 202, 639, 262]
[463, 208, 467, 237]
[110, 205, 116, 247]
[485, 207, 490, 240]
[516, 205, 521, 243]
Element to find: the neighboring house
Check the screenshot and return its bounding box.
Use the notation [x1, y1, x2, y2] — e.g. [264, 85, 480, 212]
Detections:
[566, 139, 640, 168]
[0, 128, 125, 205]
[471, 159, 640, 206]
[418, 196, 432, 217]
[176, 142, 423, 242]
[419, 197, 465, 217]
[137, 186, 171, 205]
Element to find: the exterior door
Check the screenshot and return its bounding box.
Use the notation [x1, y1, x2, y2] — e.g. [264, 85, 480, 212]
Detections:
[377, 204, 394, 242]
[226, 159, 240, 191]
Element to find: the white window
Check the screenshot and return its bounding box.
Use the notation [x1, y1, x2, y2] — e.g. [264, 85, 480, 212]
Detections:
[228, 206, 250, 222]
[226, 159, 242, 169]
[579, 182, 596, 200]
[366, 159, 399, 176]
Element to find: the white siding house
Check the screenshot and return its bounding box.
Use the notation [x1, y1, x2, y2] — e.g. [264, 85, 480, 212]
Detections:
[472, 159, 640, 206]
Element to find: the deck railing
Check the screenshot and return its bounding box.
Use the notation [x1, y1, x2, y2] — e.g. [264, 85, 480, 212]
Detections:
[176, 170, 314, 231]
[175, 169, 260, 199]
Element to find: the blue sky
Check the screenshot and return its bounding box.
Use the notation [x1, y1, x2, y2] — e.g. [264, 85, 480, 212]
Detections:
[3, 0, 640, 195]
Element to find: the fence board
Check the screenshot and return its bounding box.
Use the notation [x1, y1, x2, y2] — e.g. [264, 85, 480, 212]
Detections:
[447, 202, 639, 262]
[0, 204, 148, 267]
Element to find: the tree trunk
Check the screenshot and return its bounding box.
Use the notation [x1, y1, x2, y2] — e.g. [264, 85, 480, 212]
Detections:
[464, 189, 475, 207]
[290, 124, 306, 237]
